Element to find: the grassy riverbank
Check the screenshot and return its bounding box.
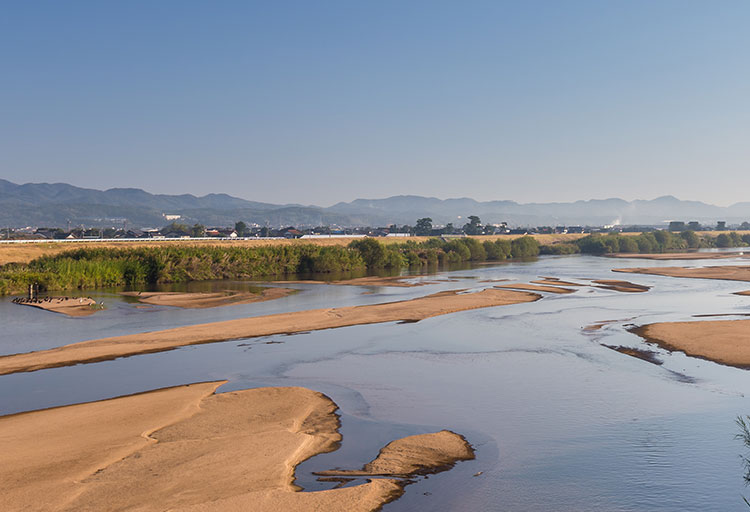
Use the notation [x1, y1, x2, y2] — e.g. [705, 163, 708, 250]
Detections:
[2, 230, 748, 296]
[0, 237, 541, 295]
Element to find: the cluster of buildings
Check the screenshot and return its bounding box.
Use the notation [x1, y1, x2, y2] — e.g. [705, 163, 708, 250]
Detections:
[4, 218, 749, 242]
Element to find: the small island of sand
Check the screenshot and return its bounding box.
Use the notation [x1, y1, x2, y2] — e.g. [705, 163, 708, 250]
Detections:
[0, 287, 541, 376]
[615, 265, 750, 282]
[315, 429, 474, 478]
[632, 319, 750, 368]
[0, 382, 474, 511]
[592, 279, 650, 293]
[121, 288, 295, 309]
[495, 283, 576, 294]
[12, 296, 101, 317]
[273, 275, 439, 287]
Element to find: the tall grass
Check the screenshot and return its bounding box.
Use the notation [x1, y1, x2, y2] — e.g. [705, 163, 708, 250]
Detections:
[0, 236, 545, 295]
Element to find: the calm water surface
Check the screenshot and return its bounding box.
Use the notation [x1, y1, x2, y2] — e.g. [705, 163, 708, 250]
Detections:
[2, 253, 750, 511]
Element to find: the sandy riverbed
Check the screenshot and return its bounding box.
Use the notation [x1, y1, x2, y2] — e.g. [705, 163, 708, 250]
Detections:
[272, 275, 438, 287]
[12, 297, 100, 317]
[0, 288, 540, 376]
[531, 277, 585, 287]
[615, 265, 750, 282]
[315, 430, 474, 477]
[632, 319, 750, 368]
[592, 279, 651, 293]
[0, 382, 472, 511]
[121, 288, 295, 308]
[495, 283, 575, 294]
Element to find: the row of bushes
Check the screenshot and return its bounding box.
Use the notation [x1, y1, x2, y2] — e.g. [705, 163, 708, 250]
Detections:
[0, 236, 542, 295]
[571, 230, 750, 255]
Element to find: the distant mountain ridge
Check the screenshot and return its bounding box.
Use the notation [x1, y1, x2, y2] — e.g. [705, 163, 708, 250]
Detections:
[1, 179, 748, 229]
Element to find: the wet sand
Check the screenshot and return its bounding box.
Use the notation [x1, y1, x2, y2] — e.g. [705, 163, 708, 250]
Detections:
[0, 382, 459, 511]
[273, 275, 437, 287]
[592, 279, 651, 293]
[0, 288, 540, 376]
[615, 265, 750, 282]
[13, 297, 100, 317]
[315, 430, 474, 477]
[603, 345, 663, 365]
[121, 288, 295, 308]
[495, 283, 575, 294]
[632, 319, 750, 368]
[531, 277, 585, 287]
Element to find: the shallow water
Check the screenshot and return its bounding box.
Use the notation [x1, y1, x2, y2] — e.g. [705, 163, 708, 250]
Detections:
[3, 253, 750, 510]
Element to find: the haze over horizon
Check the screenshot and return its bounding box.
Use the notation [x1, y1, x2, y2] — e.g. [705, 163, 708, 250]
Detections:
[3, 1, 749, 205]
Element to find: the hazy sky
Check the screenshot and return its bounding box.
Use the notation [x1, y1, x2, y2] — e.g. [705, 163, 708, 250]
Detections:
[2, 1, 749, 206]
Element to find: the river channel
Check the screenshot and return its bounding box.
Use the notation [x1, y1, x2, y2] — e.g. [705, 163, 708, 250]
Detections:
[2, 253, 750, 511]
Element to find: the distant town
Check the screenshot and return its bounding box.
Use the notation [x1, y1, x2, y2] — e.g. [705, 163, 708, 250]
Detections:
[3, 216, 749, 242]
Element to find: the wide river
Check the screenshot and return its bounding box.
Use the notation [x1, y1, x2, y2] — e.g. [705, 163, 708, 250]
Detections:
[3, 252, 750, 511]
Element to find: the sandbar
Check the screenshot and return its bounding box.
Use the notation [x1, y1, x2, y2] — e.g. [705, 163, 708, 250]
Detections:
[615, 265, 750, 282]
[12, 296, 100, 317]
[274, 275, 437, 287]
[734, 290, 750, 296]
[531, 277, 585, 287]
[0, 382, 437, 511]
[0, 288, 540, 376]
[602, 345, 663, 365]
[632, 319, 750, 368]
[315, 430, 474, 477]
[495, 283, 575, 294]
[592, 279, 650, 293]
[121, 288, 295, 309]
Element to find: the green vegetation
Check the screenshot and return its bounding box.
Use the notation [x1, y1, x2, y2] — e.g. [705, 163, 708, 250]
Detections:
[0, 245, 364, 295]
[3, 229, 747, 295]
[0, 236, 542, 295]
[574, 230, 750, 255]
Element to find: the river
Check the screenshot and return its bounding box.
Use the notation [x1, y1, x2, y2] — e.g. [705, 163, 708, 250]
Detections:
[2, 253, 750, 511]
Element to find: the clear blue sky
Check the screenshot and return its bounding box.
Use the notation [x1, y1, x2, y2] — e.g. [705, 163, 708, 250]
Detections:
[2, 1, 748, 206]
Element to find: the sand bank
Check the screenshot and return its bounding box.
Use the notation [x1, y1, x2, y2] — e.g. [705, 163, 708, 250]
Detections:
[0, 382, 436, 511]
[12, 296, 100, 317]
[615, 265, 750, 282]
[632, 319, 750, 368]
[316, 430, 474, 478]
[0, 288, 540, 376]
[603, 345, 663, 365]
[531, 277, 585, 287]
[121, 288, 294, 308]
[495, 283, 575, 294]
[592, 279, 651, 293]
[273, 275, 438, 287]
[734, 290, 750, 296]
[607, 252, 748, 260]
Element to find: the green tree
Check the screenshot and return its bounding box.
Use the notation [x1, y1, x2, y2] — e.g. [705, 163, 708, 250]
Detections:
[463, 216, 482, 235]
[415, 218, 433, 236]
[349, 238, 388, 267]
[680, 230, 700, 248]
[191, 224, 206, 237]
[511, 236, 540, 258]
[235, 221, 249, 236]
[716, 233, 731, 248]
